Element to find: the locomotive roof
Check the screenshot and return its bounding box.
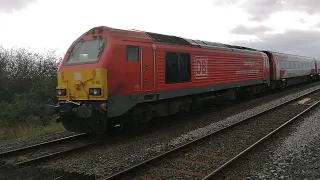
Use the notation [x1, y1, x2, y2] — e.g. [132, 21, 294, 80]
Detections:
[92, 26, 259, 53]
[144, 31, 259, 53]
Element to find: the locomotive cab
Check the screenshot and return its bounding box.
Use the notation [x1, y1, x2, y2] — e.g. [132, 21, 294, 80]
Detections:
[57, 37, 107, 101]
[46, 26, 158, 134]
[53, 28, 110, 134]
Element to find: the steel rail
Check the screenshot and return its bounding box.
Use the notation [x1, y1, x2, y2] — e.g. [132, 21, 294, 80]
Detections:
[0, 133, 86, 157]
[103, 87, 320, 180]
[15, 138, 104, 166]
[0, 132, 108, 166]
[202, 100, 320, 179]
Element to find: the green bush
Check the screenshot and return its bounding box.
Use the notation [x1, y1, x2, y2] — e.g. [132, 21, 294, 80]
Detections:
[0, 46, 63, 138]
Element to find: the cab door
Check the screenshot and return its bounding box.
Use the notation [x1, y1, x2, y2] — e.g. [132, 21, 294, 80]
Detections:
[125, 43, 155, 93]
[126, 45, 141, 93]
[140, 44, 155, 91]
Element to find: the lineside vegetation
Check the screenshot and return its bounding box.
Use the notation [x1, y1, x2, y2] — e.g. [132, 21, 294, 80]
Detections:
[0, 46, 63, 140]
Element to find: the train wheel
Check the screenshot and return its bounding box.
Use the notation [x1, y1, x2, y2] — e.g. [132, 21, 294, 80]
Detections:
[61, 117, 87, 133]
[92, 115, 108, 134]
[61, 115, 108, 135]
[279, 80, 286, 91]
[131, 115, 140, 130]
[116, 115, 140, 133]
[108, 117, 125, 134]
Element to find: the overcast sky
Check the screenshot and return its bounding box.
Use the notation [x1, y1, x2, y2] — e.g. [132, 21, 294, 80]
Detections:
[1, 0, 320, 57]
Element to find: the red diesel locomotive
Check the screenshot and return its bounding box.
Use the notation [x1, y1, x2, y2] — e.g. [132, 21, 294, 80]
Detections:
[50, 26, 318, 134]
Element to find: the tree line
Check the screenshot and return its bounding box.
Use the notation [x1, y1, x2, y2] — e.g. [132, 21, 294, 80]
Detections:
[0, 46, 62, 127]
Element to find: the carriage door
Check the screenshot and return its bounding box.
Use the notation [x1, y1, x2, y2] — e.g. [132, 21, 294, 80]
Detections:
[140, 44, 155, 91]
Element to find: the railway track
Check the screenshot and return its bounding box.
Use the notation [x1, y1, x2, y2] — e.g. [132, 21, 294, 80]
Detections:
[0, 164, 95, 180]
[0, 132, 105, 166]
[104, 87, 320, 180]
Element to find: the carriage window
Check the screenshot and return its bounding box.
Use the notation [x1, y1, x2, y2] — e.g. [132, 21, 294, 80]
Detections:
[279, 61, 285, 68]
[290, 62, 294, 69]
[127, 46, 139, 61]
[285, 61, 290, 69]
[299, 62, 303, 69]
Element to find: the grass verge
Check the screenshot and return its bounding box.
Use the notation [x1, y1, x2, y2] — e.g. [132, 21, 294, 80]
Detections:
[0, 118, 65, 140]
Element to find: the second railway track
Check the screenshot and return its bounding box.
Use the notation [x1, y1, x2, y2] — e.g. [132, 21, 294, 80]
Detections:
[104, 87, 320, 180]
[0, 132, 105, 166]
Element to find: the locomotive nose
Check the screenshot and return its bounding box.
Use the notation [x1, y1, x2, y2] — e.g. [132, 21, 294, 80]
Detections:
[56, 68, 108, 101]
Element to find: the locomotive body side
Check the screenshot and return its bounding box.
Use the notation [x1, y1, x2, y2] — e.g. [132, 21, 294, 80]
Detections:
[153, 44, 269, 95]
[53, 25, 320, 135]
[106, 37, 270, 129]
[52, 26, 274, 134]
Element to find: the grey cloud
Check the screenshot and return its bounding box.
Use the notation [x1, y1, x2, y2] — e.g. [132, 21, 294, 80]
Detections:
[299, 18, 306, 24]
[213, 0, 320, 21]
[315, 22, 320, 28]
[241, 0, 284, 21]
[230, 29, 320, 58]
[212, 0, 235, 6]
[0, 0, 37, 13]
[230, 25, 272, 35]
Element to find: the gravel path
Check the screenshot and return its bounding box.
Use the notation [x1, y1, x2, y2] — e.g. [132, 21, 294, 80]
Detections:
[38, 84, 320, 178]
[218, 103, 320, 180]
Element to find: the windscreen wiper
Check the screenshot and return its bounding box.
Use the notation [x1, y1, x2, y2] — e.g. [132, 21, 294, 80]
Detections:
[97, 40, 106, 58]
[70, 40, 84, 57]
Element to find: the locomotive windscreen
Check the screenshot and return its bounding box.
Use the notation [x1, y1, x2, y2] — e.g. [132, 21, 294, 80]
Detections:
[65, 37, 106, 65]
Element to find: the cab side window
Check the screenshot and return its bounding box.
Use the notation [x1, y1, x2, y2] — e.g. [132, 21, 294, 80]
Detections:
[127, 45, 139, 61]
[165, 51, 191, 84]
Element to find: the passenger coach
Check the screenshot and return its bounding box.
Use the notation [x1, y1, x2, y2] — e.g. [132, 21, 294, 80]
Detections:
[263, 51, 317, 89]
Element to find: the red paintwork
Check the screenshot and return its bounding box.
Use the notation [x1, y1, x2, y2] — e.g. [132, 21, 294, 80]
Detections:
[58, 26, 267, 98]
[155, 44, 266, 91]
[280, 70, 286, 78]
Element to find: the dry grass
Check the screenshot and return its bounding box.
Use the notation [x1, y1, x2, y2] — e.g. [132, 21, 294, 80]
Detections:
[0, 119, 65, 140]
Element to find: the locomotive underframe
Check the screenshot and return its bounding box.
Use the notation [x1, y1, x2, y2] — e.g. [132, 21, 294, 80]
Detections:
[53, 100, 108, 134]
[48, 82, 270, 134]
[49, 75, 317, 134]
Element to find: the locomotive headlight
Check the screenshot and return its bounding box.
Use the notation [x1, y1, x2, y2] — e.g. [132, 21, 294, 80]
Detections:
[89, 88, 101, 96]
[56, 89, 66, 96]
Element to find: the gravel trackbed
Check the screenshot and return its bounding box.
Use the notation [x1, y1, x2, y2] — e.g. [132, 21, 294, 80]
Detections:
[37, 84, 320, 178]
[218, 105, 320, 180]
